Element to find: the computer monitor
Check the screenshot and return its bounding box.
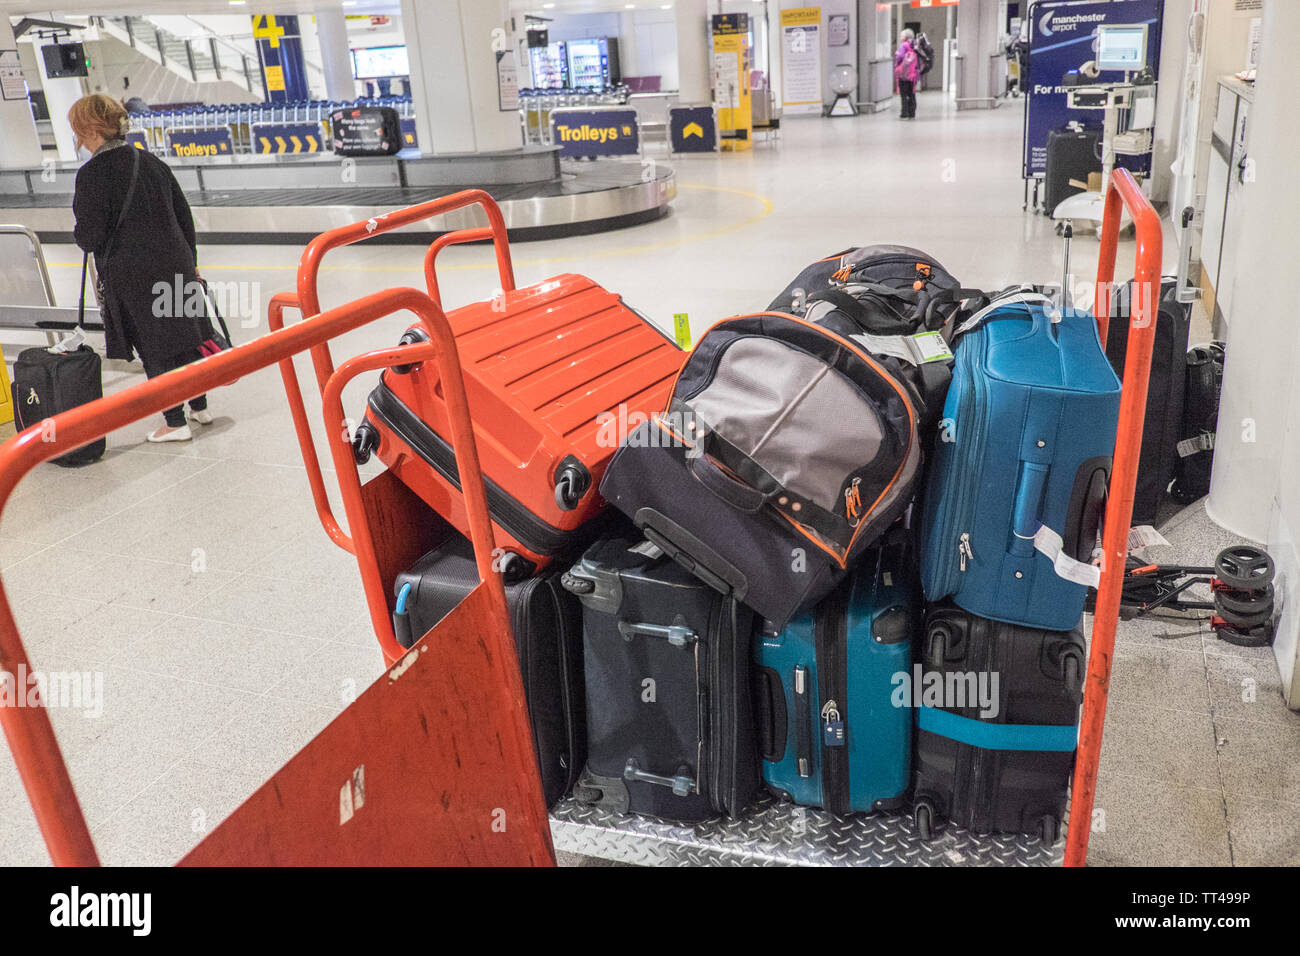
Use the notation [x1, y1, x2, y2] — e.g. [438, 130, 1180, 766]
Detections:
[352, 46, 410, 79]
[1095, 24, 1148, 72]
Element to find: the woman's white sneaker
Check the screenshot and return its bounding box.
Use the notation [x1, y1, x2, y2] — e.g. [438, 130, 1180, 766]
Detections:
[189, 409, 214, 425]
[146, 424, 192, 443]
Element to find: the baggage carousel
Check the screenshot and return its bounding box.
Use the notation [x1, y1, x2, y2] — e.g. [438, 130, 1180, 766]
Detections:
[0, 146, 674, 244]
[549, 796, 1064, 867]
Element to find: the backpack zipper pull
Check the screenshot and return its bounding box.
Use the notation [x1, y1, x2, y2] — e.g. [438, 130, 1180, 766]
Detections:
[959, 532, 975, 571]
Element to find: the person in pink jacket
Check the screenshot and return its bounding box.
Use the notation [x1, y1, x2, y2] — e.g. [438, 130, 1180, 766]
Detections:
[895, 29, 920, 119]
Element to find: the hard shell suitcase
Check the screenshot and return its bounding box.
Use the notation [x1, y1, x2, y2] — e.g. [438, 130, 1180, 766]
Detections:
[920, 293, 1121, 632]
[562, 535, 757, 822]
[1104, 278, 1191, 523]
[599, 312, 921, 631]
[1170, 342, 1224, 504]
[356, 275, 682, 573]
[1044, 125, 1101, 214]
[753, 527, 915, 815]
[910, 602, 1084, 843]
[11, 345, 105, 466]
[390, 531, 585, 808]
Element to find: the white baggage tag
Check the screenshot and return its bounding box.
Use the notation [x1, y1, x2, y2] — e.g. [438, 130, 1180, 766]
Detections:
[1033, 524, 1102, 589]
[1176, 433, 1215, 458]
[849, 332, 916, 365]
[47, 327, 87, 354]
[628, 539, 665, 560]
[1127, 524, 1170, 552]
[908, 331, 953, 364]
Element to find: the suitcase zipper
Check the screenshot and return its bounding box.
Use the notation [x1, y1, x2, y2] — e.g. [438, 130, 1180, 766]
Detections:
[815, 581, 851, 815]
[925, 329, 987, 594]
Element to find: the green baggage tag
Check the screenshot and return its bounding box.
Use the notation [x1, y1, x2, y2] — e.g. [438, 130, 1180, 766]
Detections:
[673, 313, 692, 350]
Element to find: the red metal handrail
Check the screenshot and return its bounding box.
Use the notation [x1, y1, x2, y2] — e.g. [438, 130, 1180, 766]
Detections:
[1065, 168, 1163, 866]
[0, 285, 510, 865]
[293, 189, 515, 399]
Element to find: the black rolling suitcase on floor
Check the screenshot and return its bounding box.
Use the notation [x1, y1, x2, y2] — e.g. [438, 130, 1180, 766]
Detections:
[391, 532, 585, 808]
[1170, 342, 1225, 505]
[1104, 278, 1192, 524]
[910, 602, 1085, 843]
[1044, 125, 1101, 214]
[11, 344, 105, 466]
[561, 535, 757, 822]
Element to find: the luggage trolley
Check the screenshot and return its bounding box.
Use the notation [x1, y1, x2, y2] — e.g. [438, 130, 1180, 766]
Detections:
[270, 177, 1160, 867]
[0, 284, 556, 866]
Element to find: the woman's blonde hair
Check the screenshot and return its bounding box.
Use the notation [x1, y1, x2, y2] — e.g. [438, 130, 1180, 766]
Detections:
[67, 94, 128, 151]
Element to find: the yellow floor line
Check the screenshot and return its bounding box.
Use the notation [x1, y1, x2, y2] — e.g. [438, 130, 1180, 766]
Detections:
[43, 183, 774, 275]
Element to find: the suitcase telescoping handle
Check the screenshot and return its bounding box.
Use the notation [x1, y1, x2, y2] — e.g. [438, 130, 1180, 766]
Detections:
[1066, 169, 1162, 868]
[623, 759, 696, 797]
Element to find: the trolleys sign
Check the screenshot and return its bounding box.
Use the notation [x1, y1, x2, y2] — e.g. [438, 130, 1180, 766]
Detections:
[550, 108, 639, 158]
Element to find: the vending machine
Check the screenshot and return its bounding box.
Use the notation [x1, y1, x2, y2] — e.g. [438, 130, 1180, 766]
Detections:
[530, 41, 569, 89]
[566, 37, 620, 88]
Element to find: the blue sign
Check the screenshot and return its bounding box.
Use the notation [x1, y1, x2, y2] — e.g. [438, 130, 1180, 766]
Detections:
[252, 14, 310, 104]
[1023, 0, 1163, 179]
[669, 106, 717, 154]
[551, 109, 639, 159]
[166, 127, 234, 159]
[399, 117, 418, 150]
[252, 122, 326, 154]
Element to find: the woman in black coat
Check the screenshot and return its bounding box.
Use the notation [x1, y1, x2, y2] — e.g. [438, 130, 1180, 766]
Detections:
[70, 94, 217, 442]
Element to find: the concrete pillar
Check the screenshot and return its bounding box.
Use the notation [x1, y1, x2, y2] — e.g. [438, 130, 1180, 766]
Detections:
[954, 0, 1002, 109]
[1207, 0, 1300, 542]
[857, 0, 892, 108]
[0, 19, 44, 169]
[316, 2, 356, 102]
[619, 12, 640, 80]
[35, 48, 83, 163]
[676, 0, 711, 103]
[1150, 0, 1194, 205]
[400, 0, 521, 155]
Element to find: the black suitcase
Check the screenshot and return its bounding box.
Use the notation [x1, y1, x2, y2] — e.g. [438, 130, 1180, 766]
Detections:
[910, 602, 1084, 843]
[1170, 342, 1224, 505]
[391, 532, 585, 808]
[561, 535, 757, 822]
[331, 105, 403, 156]
[1104, 278, 1192, 524]
[1044, 125, 1101, 214]
[11, 345, 105, 466]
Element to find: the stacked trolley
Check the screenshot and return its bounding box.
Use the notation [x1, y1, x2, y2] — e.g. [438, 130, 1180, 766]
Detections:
[0, 175, 1160, 867]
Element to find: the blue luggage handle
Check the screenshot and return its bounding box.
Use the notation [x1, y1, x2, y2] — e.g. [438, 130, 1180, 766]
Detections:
[1010, 462, 1049, 557]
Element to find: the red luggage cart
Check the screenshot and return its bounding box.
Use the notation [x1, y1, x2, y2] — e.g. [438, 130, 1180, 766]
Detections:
[0, 286, 555, 866]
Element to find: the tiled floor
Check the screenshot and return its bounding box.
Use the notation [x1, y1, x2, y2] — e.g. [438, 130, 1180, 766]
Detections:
[1, 90, 1292, 866]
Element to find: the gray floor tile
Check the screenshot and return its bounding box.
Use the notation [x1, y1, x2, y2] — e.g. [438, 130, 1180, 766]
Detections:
[1213, 716, 1300, 805]
[1098, 702, 1219, 792]
[1205, 652, 1300, 727]
[265, 640, 387, 716]
[1088, 771, 1230, 867]
[186, 695, 339, 782]
[1108, 643, 1209, 714]
[183, 570, 369, 637]
[1223, 793, 1300, 866]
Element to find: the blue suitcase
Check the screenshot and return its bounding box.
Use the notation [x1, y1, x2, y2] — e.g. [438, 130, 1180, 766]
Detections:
[753, 529, 915, 815]
[920, 293, 1121, 631]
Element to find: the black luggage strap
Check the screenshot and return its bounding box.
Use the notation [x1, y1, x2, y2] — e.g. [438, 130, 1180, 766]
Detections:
[809, 287, 919, 336]
[674, 417, 851, 548]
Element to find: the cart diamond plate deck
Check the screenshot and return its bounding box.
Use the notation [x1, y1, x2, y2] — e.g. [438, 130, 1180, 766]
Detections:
[549, 796, 1064, 867]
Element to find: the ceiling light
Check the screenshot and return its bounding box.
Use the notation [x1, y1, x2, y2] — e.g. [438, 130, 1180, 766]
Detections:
[228, 0, 246, 5]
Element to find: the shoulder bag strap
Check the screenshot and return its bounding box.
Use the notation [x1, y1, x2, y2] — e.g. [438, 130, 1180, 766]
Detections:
[102, 145, 142, 261]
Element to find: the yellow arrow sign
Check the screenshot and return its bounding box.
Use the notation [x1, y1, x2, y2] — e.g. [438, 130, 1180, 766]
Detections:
[275, 136, 287, 154]
[306, 135, 318, 152]
[259, 136, 272, 154]
[290, 135, 302, 154]
[683, 121, 704, 139]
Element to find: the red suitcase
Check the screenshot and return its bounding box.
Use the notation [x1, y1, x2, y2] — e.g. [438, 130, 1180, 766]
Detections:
[355, 274, 680, 571]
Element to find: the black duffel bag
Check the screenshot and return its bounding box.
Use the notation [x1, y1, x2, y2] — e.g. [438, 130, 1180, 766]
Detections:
[599, 312, 921, 630]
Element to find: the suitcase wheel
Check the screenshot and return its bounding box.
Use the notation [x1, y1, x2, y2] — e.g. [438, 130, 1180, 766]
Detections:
[1214, 584, 1274, 617]
[391, 328, 429, 375]
[913, 798, 936, 842]
[1039, 814, 1060, 845]
[352, 422, 379, 465]
[553, 457, 592, 512]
